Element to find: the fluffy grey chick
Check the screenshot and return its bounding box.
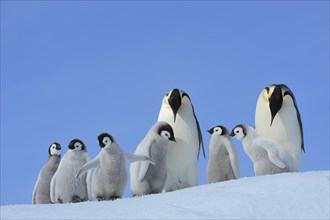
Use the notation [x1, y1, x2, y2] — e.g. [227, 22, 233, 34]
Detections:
[32, 142, 61, 204]
[130, 121, 176, 196]
[206, 126, 239, 183]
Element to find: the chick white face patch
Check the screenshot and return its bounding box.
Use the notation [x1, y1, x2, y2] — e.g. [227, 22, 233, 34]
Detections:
[102, 136, 113, 149]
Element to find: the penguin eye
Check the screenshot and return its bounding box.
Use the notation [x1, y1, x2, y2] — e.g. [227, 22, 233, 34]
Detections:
[161, 130, 171, 139]
[214, 127, 223, 134]
[74, 143, 82, 149]
[235, 129, 239, 134]
[103, 137, 112, 146]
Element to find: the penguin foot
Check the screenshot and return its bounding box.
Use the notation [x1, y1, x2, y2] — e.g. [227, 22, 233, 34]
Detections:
[96, 196, 105, 201]
[57, 198, 63, 203]
[71, 195, 82, 203]
[110, 196, 120, 201]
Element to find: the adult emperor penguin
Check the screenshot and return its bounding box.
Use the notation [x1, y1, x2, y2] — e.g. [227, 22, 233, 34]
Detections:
[255, 84, 304, 171]
[32, 142, 61, 204]
[158, 88, 205, 191]
[76, 133, 154, 201]
[130, 121, 176, 196]
[231, 124, 292, 176]
[50, 139, 90, 203]
[206, 126, 239, 183]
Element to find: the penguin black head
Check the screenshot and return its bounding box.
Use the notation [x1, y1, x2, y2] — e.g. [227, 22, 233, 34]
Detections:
[266, 85, 283, 126]
[164, 88, 205, 159]
[207, 125, 229, 136]
[230, 124, 246, 140]
[265, 84, 304, 152]
[158, 123, 176, 142]
[68, 139, 86, 151]
[97, 133, 114, 148]
[167, 88, 182, 122]
[48, 142, 61, 157]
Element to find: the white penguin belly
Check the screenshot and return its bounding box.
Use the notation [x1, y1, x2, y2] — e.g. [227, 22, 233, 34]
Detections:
[256, 102, 302, 171]
[159, 111, 199, 191]
[93, 153, 127, 199]
[55, 154, 88, 203]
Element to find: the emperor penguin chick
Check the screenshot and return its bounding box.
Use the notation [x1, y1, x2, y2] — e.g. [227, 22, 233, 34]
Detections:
[206, 126, 239, 183]
[50, 139, 90, 203]
[130, 121, 176, 196]
[231, 124, 292, 176]
[158, 88, 205, 192]
[255, 84, 304, 171]
[32, 142, 61, 204]
[76, 133, 154, 201]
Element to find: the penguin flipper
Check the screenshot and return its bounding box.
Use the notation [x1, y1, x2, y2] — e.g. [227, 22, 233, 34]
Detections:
[191, 104, 205, 159]
[75, 155, 100, 179]
[86, 169, 95, 200]
[137, 161, 150, 182]
[50, 174, 56, 203]
[124, 152, 155, 165]
[260, 140, 286, 169]
[281, 84, 304, 152]
[136, 138, 157, 182]
[32, 182, 37, 204]
[225, 142, 240, 179]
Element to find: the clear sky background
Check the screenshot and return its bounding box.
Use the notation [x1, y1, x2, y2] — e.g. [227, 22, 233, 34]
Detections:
[1, 1, 329, 205]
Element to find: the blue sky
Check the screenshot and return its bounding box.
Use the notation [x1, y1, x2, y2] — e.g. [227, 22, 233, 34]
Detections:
[1, 1, 329, 205]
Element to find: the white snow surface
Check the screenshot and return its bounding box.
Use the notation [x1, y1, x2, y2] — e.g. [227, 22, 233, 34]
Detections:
[1, 171, 329, 219]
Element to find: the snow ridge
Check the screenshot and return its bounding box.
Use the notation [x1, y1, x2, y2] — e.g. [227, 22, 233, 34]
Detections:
[1, 171, 329, 219]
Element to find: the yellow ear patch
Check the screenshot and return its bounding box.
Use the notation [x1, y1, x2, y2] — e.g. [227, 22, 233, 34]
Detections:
[267, 91, 273, 100]
[267, 87, 275, 100]
[167, 90, 173, 100]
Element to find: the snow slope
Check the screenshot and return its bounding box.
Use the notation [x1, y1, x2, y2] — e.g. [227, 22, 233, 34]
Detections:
[1, 171, 329, 219]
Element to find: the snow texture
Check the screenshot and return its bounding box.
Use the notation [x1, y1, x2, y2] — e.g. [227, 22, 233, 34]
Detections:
[1, 171, 329, 219]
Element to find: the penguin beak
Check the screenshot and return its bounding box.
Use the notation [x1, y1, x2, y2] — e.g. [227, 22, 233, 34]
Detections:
[68, 144, 75, 150]
[97, 134, 105, 148]
[229, 130, 235, 137]
[207, 129, 213, 135]
[269, 86, 283, 126]
[98, 141, 106, 148]
[170, 136, 176, 142]
[168, 89, 181, 123]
